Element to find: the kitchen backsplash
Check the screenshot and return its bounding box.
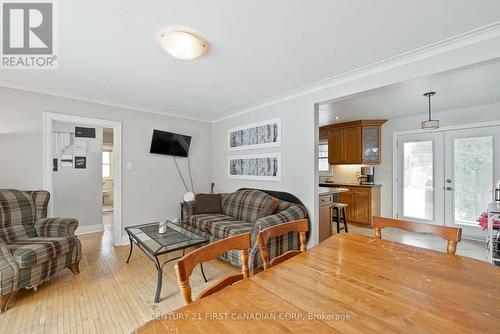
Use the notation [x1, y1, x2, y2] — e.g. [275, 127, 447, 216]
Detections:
[319, 165, 363, 184]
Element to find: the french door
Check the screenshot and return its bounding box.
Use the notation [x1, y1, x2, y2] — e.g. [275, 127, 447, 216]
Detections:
[397, 133, 444, 225]
[397, 125, 500, 239]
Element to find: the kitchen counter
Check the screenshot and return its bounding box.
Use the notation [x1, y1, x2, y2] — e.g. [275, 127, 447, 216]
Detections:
[318, 186, 349, 196]
[319, 182, 382, 188]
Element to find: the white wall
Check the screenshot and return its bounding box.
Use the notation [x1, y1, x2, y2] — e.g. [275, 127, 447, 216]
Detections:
[211, 98, 317, 243]
[210, 34, 500, 246]
[2, 31, 500, 245]
[0, 87, 212, 237]
[378, 101, 500, 217]
[52, 122, 103, 227]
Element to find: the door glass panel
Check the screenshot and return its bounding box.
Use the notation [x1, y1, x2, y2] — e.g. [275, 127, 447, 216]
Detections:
[453, 136, 493, 225]
[363, 127, 379, 161]
[403, 141, 433, 220]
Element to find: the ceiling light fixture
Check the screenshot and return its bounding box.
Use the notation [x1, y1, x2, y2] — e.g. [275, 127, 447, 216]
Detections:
[421, 92, 439, 130]
[159, 30, 208, 60]
[334, 116, 341, 120]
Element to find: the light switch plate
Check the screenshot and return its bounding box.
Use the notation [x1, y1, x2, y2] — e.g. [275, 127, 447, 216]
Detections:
[127, 161, 133, 170]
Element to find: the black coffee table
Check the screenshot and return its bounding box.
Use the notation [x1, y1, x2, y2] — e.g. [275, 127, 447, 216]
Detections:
[125, 221, 208, 303]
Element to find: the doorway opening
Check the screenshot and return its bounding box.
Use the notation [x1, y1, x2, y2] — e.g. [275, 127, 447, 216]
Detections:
[314, 58, 500, 254]
[43, 112, 123, 246]
[396, 124, 500, 239]
[102, 128, 114, 234]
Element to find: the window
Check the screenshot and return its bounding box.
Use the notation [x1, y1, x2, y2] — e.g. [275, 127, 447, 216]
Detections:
[102, 151, 112, 178]
[318, 143, 330, 172]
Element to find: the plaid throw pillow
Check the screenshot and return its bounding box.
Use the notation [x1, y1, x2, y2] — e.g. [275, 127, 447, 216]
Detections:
[222, 190, 277, 223]
[195, 194, 222, 214]
[259, 196, 278, 218]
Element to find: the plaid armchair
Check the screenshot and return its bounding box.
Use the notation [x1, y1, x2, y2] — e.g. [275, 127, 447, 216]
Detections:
[182, 189, 308, 272]
[0, 189, 82, 313]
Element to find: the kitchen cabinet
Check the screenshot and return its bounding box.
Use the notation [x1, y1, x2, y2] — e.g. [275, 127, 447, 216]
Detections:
[319, 128, 329, 141]
[318, 187, 350, 242]
[319, 194, 333, 242]
[323, 120, 387, 165]
[327, 129, 343, 164]
[337, 186, 380, 226]
[343, 126, 362, 163]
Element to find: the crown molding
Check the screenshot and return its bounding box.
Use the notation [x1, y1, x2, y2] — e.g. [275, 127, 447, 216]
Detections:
[0, 80, 212, 123]
[2, 21, 499, 125]
[212, 21, 500, 123]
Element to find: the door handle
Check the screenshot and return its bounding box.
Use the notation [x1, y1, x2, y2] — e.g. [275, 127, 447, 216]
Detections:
[445, 187, 453, 191]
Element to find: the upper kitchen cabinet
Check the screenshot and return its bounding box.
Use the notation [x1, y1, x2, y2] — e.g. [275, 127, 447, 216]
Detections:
[323, 120, 387, 165]
[319, 128, 329, 141]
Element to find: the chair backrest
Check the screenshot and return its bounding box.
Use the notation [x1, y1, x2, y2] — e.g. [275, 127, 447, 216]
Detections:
[0, 189, 40, 242]
[372, 216, 462, 254]
[25, 190, 50, 221]
[257, 219, 309, 270]
[175, 232, 251, 305]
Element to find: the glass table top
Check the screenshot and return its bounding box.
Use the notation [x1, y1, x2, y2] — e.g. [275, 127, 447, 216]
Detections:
[125, 221, 207, 256]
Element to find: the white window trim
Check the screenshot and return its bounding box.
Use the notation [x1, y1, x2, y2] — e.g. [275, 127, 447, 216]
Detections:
[318, 141, 332, 176]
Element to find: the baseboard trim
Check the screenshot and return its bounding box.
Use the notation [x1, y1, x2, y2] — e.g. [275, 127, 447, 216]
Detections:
[462, 235, 487, 243]
[120, 235, 130, 246]
[75, 224, 104, 235]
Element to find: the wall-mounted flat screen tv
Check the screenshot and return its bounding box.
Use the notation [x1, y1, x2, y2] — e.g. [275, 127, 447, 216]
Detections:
[150, 130, 191, 157]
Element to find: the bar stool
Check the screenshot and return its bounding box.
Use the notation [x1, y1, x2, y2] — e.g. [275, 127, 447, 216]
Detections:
[332, 203, 348, 233]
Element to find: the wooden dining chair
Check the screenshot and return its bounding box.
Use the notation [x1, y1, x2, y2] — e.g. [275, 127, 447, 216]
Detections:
[372, 216, 462, 254]
[257, 219, 309, 270]
[175, 232, 251, 305]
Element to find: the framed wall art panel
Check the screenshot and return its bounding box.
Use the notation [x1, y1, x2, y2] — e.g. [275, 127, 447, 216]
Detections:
[227, 118, 281, 151]
[228, 153, 281, 181]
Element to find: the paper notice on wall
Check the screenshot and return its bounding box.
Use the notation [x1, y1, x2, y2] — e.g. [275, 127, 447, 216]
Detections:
[61, 155, 73, 167]
[53, 132, 71, 156]
[74, 140, 87, 156]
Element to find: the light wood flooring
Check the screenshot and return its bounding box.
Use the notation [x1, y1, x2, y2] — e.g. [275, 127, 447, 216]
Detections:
[1, 217, 488, 333]
[348, 224, 487, 261]
[0, 220, 237, 334]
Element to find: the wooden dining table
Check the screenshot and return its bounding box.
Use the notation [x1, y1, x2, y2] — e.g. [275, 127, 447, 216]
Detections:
[135, 233, 500, 333]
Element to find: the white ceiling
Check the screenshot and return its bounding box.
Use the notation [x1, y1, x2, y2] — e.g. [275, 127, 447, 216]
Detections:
[1, 0, 500, 122]
[318, 58, 500, 126]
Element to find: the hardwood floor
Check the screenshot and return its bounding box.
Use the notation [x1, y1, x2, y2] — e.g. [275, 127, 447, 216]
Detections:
[0, 217, 487, 333]
[0, 223, 237, 334]
[348, 224, 487, 261]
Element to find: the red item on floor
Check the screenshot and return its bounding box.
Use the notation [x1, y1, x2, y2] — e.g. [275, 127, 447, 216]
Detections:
[477, 212, 500, 230]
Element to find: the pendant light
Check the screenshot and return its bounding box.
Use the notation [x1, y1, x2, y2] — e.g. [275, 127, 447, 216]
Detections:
[421, 92, 439, 129]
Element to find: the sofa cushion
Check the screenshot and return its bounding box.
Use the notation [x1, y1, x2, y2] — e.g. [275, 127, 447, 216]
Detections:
[209, 220, 253, 240]
[0, 189, 37, 242]
[7, 236, 78, 268]
[195, 193, 222, 214]
[187, 214, 238, 234]
[221, 189, 276, 224]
